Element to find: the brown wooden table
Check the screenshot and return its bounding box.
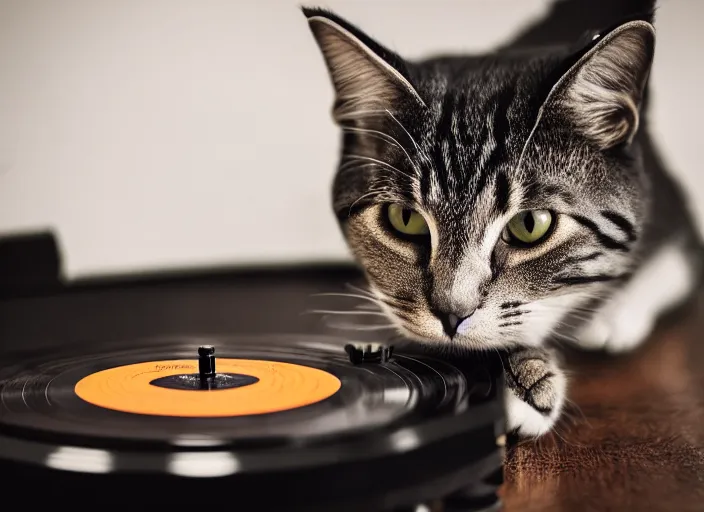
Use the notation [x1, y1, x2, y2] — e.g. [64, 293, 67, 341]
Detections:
[501, 293, 704, 512]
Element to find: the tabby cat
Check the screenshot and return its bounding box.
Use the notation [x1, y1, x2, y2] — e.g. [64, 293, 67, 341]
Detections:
[302, 6, 702, 437]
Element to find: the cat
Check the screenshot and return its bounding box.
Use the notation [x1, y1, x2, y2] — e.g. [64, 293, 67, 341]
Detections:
[302, 6, 703, 437]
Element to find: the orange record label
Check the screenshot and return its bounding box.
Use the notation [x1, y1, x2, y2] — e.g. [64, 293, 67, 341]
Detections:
[74, 359, 341, 417]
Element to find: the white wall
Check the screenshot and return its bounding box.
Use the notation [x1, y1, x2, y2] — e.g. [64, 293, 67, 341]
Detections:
[0, 0, 701, 279]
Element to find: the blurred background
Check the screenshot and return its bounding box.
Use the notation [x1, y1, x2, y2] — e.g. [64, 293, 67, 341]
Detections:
[0, 0, 701, 280]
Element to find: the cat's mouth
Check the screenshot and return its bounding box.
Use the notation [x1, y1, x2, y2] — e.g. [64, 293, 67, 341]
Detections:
[385, 308, 523, 352]
[389, 312, 477, 348]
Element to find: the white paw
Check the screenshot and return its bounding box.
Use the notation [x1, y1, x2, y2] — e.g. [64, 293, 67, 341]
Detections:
[577, 243, 695, 355]
[575, 307, 654, 354]
[504, 352, 567, 438]
[505, 390, 554, 437]
[575, 305, 654, 354]
[575, 317, 611, 350]
[603, 309, 654, 354]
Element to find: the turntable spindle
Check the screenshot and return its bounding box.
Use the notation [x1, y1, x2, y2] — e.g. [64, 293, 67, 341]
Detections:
[198, 345, 216, 379]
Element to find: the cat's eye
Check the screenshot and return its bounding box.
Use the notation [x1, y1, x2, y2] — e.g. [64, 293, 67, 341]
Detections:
[503, 210, 554, 246]
[387, 204, 429, 236]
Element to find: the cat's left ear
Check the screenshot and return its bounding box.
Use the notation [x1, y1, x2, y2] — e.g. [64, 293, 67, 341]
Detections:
[552, 20, 656, 150]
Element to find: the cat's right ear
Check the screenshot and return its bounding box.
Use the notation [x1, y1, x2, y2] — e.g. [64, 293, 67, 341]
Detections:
[302, 7, 425, 123]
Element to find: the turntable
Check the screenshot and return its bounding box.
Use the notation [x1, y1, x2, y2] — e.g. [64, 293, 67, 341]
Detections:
[0, 333, 505, 511]
[0, 232, 506, 510]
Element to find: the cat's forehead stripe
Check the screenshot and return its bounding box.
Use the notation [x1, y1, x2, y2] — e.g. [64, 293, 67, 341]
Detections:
[477, 109, 498, 173]
[420, 80, 521, 212]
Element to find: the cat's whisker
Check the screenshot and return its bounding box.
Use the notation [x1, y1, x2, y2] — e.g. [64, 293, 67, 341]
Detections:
[306, 287, 393, 332]
[365, 288, 410, 311]
[553, 331, 581, 347]
[335, 108, 388, 121]
[531, 315, 584, 347]
[337, 162, 410, 183]
[383, 109, 430, 164]
[556, 407, 590, 442]
[345, 282, 381, 298]
[308, 293, 386, 319]
[535, 302, 599, 317]
[549, 422, 585, 449]
[511, 435, 537, 451]
[348, 189, 383, 213]
[566, 312, 598, 323]
[305, 309, 389, 318]
[563, 397, 591, 428]
[341, 126, 420, 176]
[355, 303, 383, 312]
[334, 108, 428, 166]
[309, 292, 382, 305]
[341, 154, 412, 179]
[325, 322, 397, 332]
[336, 162, 376, 175]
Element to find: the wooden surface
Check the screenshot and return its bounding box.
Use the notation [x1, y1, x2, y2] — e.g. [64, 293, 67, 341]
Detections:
[501, 293, 704, 512]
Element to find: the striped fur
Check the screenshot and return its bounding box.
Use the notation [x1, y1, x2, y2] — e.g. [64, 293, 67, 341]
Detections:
[304, 7, 702, 437]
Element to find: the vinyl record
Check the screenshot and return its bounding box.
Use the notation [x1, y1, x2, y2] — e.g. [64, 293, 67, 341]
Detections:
[0, 334, 505, 511]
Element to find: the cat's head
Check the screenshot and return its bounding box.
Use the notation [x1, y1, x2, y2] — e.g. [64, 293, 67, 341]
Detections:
[303, 7, 655, 350]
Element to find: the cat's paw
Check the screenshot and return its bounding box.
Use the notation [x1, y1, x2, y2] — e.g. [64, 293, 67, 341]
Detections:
[574, 316, 610, 350]
[575, 244, 695, 355]
[604, 308, 655, 354]
[503, 348, 566, 438]
[575, 308, 654, 354]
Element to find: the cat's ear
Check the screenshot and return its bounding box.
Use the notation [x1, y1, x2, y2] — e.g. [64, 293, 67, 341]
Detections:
[302, 7, 425, 123]
[553, 20, 655, 150]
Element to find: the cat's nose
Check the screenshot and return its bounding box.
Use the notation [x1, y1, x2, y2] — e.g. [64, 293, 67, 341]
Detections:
[437, 309, 475, 338]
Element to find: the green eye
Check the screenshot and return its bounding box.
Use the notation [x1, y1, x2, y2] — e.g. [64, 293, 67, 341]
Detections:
[504, 210, 553, 245]
[387, 204, 429, 236]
